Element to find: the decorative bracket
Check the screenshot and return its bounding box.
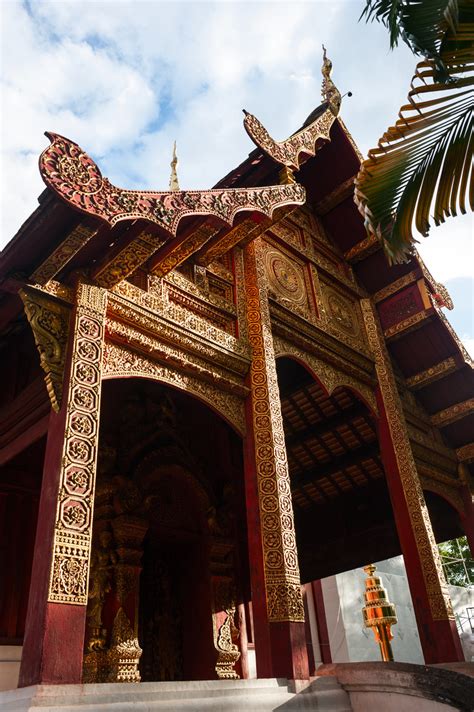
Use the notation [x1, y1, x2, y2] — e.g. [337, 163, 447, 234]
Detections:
[20, 286, 71, 412]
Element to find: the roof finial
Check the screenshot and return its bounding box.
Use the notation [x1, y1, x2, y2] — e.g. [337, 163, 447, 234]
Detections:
[169, 141, 180, 191]
[321, 45, 341, 116]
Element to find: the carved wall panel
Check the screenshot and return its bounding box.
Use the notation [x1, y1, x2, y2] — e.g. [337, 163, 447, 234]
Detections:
[361, 298, 454, 621]
[261, 240, 316, 325]
[320, 281, 366, 349]
[103, 342, 245, 436]
[48, 283, 107, 605]
[243, 238, 304, 623]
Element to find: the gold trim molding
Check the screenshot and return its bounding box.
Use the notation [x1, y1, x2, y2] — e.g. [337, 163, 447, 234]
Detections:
[456, 443, 474, 464]
[48, 283, 107, 605]
[406, 357, 459, 390]
[431, 398, 474, 427]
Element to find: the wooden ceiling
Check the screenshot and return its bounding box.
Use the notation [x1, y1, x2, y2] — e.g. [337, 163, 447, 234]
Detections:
[278, 360, 383, 509]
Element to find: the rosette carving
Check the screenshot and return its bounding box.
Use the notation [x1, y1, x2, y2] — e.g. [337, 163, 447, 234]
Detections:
[39, 133, 305, 234]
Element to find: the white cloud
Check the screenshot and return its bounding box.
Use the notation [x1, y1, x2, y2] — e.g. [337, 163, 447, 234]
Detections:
[1, 0, 472, 361]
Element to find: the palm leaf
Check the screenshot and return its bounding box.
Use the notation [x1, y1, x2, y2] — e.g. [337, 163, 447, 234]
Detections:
[354, 8, 474, 263]
[361, 0, 459, 80]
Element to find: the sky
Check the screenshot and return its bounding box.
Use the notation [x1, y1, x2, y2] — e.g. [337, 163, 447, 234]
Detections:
[0, 0, 472, 354]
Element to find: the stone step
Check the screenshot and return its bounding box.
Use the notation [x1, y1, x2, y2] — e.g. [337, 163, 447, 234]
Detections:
[0, 677, 352, 712]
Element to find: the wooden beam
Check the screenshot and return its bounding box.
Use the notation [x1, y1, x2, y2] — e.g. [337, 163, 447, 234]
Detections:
[314, 175, 357, 216]
[405, 356, 462, 390]
[431, 398, 474, 427]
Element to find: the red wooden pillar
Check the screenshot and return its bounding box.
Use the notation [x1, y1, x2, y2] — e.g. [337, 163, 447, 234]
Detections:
[242, 240, 309, 681]
[311, 580, 332, 664]
[362, 299, 463, 664]
[19, 284, 107, 686]
[459, 466, 474, 557]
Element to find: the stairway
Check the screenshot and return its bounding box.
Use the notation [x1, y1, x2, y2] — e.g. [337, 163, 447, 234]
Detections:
[0, 677, 352, 712]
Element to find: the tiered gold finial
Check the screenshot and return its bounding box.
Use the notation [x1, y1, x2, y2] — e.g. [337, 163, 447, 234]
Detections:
[321, 45, 341, 116]
[362, 563, 398, 662]
[169, 140, 180, 191]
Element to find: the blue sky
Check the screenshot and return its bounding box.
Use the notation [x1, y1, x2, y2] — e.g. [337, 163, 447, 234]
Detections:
[0, 0, 472, 354]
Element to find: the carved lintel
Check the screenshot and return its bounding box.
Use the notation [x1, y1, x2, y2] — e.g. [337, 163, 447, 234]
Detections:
[20, 287, 71, 412]
[431, 398, 474, 428]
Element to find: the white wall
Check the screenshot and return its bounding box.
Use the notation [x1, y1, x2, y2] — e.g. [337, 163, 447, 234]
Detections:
[321, 555, 424, 664]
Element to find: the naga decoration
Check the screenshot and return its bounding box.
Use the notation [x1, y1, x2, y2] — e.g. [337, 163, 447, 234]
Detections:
[243, 47, 341, 172]
[39, 132, 305, 235]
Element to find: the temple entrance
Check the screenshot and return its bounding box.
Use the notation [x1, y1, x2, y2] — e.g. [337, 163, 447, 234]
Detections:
[275, 357, 399, 580]
[84, 378, 248, 683]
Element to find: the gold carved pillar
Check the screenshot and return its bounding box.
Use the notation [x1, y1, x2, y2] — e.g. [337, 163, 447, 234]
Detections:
[361, 299, 463, 663]
[242, 239, 308, 680]
[19, 282, 107, 686]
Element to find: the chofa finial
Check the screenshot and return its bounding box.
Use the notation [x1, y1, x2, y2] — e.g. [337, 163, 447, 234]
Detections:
[169, 140, 180, 191]
[321, 45, 341, 116]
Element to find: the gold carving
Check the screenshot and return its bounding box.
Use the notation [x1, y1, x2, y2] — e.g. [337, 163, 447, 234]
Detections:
[243, 238, 304, 622]
[406, 357, 459, 390]
[86, 530, 117, 652]
[95, 231, 163, 288]
[84, 608, 142, 684]
[384, 309, 432, 340]
[265, 249, 307, 307]
[20, 287, 71, 412]
[344, 233, 380, 263]
[48, 283, 107, 605]
[212, 578, 240, 679]
[103, 342, 246, 436]
[361, 298, 454, 620]
[373, 272, 418, 303]
[32, 224, 98, 285]
[153, 224, 219, 277]
[431, 398, 474, 427]
[196, 219, 262, 266]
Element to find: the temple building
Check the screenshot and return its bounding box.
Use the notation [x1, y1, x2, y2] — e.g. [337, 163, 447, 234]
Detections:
[0, 54, 473, 709]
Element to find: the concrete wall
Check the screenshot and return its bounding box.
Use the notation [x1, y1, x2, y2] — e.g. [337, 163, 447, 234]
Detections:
[0, 647, 21, 692]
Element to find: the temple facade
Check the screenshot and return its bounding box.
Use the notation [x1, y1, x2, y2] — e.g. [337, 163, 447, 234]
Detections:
[0, 57, 473, 699]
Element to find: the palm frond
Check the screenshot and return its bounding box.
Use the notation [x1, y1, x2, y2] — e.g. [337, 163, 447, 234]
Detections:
[354, 12, 474, 263]
[361, 0, 459, 79]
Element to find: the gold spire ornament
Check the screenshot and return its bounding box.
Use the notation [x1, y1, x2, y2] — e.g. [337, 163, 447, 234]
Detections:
[321, 45, 341, 116]
[169, 141, 180, 191]
[362, 564, 398, 662]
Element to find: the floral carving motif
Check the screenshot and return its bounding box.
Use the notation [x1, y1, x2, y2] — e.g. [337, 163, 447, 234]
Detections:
[40, 133, 305, 235]
[20, 287, 71, 412]
[243, 238, 304, 622]
[48, 284, 107, 605]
